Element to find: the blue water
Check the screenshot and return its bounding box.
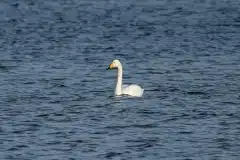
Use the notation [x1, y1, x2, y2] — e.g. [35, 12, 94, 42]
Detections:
[1, 0, 240, 159]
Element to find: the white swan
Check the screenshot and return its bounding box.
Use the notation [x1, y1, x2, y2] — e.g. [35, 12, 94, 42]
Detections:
[107, 59, 144, 97]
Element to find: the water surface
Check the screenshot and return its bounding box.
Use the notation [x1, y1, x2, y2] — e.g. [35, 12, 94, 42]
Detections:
[0, 0, 240, 159]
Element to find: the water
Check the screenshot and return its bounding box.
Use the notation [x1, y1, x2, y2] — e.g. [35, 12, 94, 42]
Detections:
[0, 0, 240, 159]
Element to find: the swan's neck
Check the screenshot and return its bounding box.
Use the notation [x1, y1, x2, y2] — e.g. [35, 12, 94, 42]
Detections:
[115, 65, 122, 95]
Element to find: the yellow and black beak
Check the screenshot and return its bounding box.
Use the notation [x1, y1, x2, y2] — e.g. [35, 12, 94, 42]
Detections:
[107, 63, 114, 70]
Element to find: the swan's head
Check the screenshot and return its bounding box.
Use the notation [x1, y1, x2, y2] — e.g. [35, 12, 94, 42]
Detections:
[107, 59, 122, 69]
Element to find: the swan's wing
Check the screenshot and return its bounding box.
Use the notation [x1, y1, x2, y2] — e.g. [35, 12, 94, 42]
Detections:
[121, 85, 130, 96]
[122, 84, 144, 97]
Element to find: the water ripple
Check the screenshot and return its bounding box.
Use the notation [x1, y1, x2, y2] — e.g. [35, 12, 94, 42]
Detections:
[1, 0, 240, 159]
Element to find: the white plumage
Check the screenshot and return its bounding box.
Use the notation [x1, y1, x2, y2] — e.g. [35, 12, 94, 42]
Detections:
[107, 59, 144, 97]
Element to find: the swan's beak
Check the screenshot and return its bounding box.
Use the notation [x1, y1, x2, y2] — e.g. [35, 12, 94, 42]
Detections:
[107, 63, 113, 70]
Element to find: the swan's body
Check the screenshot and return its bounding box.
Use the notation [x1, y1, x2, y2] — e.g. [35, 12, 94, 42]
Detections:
[107, 59, 144, 97]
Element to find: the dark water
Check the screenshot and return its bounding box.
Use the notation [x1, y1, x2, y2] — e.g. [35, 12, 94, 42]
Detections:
[1, 0, 240, 159]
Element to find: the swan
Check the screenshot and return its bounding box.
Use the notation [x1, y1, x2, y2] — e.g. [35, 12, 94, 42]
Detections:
[107, 59, 144, 97]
